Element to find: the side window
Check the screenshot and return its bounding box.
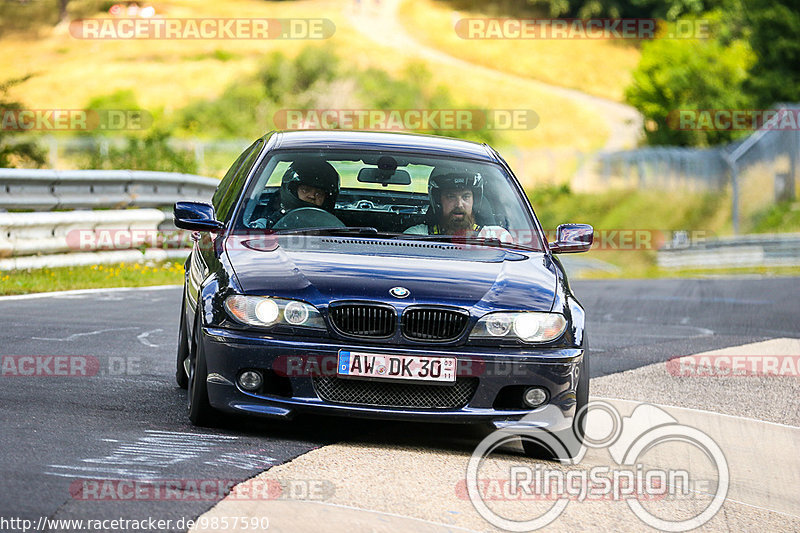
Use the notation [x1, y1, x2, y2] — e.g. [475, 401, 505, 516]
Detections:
[215, 140, 264, 223]
[212, 141, 259, 214]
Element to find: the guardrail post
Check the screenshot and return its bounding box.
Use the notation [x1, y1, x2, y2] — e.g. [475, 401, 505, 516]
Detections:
[730, 160, 740, 235]
[48, 137, 59, 168]
[775, 172, 793, 202]
[789, 129, 799, 200]
[194, 142, 205, 173]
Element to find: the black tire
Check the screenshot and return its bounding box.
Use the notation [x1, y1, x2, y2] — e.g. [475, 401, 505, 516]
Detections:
[187, 312, 217, 427]
[175, 294, 189, 389]
[522, 354, 589, 460]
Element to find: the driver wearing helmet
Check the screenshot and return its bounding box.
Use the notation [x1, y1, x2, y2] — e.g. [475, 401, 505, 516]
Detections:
[405, 169, 513, 242]
[250, 158, 339, 229]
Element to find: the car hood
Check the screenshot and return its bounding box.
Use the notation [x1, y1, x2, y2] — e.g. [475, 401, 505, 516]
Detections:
[225, 235, 557, 311]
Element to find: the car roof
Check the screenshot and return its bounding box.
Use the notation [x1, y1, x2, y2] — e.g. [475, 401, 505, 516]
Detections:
[268, 130, 498, 162]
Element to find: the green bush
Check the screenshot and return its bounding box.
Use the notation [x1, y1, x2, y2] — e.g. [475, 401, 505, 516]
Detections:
[437, 0, 723, 19]
[0, 76, 46, 168]
[172, 46, 499, 144]
[80, 130, 198, 173]
[743, 0, 800, 107]
[625, 20, 755, 147]
[0, 0, 108, 35]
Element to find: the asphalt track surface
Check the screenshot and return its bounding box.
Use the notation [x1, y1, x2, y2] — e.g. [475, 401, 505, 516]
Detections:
[0, 277, 797, 531]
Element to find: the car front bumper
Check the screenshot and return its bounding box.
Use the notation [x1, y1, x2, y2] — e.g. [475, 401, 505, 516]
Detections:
[202, 326, 585, 431]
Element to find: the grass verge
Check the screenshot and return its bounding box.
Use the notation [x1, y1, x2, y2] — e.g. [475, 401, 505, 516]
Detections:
[578, 263, 800, 279]
[397, 0, 641, 102]
[532, 186, 800, 279]
[1, 0, 609, 152]
[2, 189, 795, 295]
[0, 261, 184, 296]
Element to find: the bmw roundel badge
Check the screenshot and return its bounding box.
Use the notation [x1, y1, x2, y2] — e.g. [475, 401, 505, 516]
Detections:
[390, 286, 410, 298]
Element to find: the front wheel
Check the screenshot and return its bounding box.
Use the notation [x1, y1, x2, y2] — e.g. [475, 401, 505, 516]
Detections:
[175, 294, 189, 389]
[187, 313, 217, 426]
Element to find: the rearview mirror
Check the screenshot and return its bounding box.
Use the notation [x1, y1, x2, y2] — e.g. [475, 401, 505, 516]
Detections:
[549, 223, 593, 253]
[174, 201, 224, 231]
[357, 167, 412, 185]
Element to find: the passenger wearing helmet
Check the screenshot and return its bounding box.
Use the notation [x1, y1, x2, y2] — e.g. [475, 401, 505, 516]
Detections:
[250, 158, 340, 229]
[405, 169, 513, 242]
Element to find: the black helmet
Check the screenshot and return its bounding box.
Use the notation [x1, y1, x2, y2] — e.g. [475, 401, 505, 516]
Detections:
[428, 167, 484, 219]
[280, 159, 340, 212]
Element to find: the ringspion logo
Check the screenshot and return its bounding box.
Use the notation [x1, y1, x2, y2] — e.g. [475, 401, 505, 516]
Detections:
[466, 401, 729, 531]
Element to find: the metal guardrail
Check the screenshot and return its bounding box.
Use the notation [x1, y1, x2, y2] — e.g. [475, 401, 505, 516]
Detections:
[0, 168, 215, 270]
[5, 135, 251, 176]
[0, 168, 219, 211]
[0, 208, 191, 270]
[657, 233, 800, 269]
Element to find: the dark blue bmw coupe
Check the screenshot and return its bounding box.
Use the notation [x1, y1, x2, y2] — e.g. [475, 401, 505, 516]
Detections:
[174, 130, 593, 456]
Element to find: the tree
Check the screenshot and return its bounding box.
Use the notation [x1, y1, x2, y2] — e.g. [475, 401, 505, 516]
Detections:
[0, 76, 46, 168]
[743, 0, 800, 107]
[59, 0, 70, 23]
[625, 17, 755, 146]
[523, 0, 721, 18]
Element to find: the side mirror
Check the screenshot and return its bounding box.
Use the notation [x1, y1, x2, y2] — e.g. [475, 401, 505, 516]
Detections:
[549, 223, 593, 254]
[173, 201, 224, 231]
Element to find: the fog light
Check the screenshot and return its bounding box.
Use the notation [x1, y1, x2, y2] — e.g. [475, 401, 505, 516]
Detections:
[238, 370, 263, 391]
[523, 387, 548, 408]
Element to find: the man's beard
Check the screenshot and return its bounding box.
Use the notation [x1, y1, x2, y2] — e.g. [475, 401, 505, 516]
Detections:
[442, 210, 476, 234]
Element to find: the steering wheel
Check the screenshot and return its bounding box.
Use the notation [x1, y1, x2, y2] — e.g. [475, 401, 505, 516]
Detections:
[272, 207, 345, 230]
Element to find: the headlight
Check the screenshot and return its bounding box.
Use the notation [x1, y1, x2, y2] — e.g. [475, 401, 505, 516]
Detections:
[470, 312, 567, 343]
[224, 295, 325, 329]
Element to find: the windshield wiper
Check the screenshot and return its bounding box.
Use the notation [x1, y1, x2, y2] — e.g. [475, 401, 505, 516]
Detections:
[273, 227, 384, 236]
[398, 234, 541, 252]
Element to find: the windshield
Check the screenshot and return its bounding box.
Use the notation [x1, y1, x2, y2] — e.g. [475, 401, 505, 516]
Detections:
[232, 150, 544, 251]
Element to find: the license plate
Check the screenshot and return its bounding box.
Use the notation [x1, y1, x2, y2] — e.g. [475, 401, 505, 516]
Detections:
[337, 350, 456, 383]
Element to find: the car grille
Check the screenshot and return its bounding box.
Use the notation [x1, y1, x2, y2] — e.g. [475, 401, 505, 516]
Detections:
[402, 308, 469, 341]
[313, 376, 479, 409]
[329, 305, 396, 337]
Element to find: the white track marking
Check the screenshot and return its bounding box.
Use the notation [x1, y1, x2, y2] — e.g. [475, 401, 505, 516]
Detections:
[137, 328, 163, 347]
[32, 326, 139, 342]
[593, 395, 800, 429]
[0, 284, 180, 301]
[45, 430, 241, 481]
